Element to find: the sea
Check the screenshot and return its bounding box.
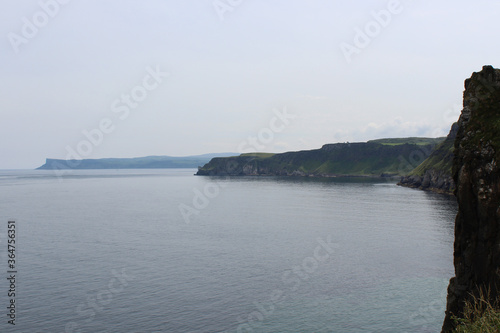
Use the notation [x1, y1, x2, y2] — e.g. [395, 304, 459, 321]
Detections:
[0, 169, 457, 333]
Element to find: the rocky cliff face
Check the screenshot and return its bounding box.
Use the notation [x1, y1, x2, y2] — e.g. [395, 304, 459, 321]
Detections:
[197, 141, 442, 177]
[442, 66, 500, 332]
[399, 169, 455, 194]
[398, 123, 457, 194]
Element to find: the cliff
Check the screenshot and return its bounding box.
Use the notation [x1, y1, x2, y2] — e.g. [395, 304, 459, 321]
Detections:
[36, 153, 237, 170]
[398, 123, 457, 194]
[442, 66, 500, 332]
[196, 138, 444, 177]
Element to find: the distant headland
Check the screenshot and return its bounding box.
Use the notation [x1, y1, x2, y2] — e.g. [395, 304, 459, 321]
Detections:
[36, 153, 237, 170]
[196, 137, 450, 187]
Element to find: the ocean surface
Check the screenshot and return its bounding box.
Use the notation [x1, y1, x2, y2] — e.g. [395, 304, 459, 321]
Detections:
[0, 169, 457, 333]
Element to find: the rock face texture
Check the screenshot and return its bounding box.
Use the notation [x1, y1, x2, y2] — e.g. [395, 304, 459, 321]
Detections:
[398, 123, 457, 194]
[442, 66, 500, 332]
[196, 141, 441, 177]
[399, 169, 454, 193]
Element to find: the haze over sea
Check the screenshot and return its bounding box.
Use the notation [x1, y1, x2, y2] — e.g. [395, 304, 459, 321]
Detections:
[0, 169, 456, 332]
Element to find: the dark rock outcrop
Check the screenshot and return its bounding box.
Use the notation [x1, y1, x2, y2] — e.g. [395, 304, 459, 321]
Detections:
[399, 169, 455, 194]
[442, 66, 500, 332]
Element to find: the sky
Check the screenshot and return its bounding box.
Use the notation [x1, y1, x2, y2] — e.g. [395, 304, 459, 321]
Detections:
[1, 0, 499, 169]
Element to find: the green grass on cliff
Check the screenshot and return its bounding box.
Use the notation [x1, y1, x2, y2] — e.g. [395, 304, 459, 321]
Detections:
[240, 153, 275, 158]
[408, 125, 456, 177]
[409, 141, 454, 176]
[252, 143, 410, 176]
[369, 137, 445, 146]
[452, 292, 500, 332]
[197, 140, 442, 177]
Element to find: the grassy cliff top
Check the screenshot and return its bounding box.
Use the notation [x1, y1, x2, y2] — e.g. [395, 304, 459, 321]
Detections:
[409, 124, 458, 176]
[239, 153, 276, 158]
[197, 138, 444, 177]
[369, 137, 445, 146]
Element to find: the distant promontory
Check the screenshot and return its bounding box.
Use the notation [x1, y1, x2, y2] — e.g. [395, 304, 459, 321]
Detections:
[36, 153, 237, 170]
[196, 138, 445, 178]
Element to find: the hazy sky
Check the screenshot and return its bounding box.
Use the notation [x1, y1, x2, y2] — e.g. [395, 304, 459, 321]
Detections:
[1, 0, 499, 169]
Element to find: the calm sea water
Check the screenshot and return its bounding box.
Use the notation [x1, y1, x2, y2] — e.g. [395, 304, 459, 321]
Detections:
[0, 169, 456, 333]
